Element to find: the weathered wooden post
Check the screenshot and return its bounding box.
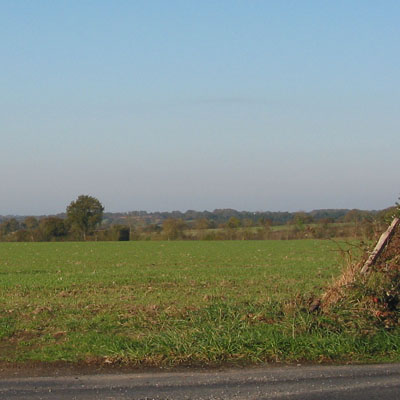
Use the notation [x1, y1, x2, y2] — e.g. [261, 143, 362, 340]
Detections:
[360, 217, 400, 275]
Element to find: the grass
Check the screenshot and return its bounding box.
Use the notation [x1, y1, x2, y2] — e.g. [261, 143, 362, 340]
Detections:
[0, 240, 399, 366]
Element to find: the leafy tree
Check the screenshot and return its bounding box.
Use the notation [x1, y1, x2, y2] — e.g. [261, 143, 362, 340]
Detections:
[194, 218, 211, 230]
[24, 216, 38, 230]
[293, 212, 313, 226]
[344, 209, 368, 223]
[258, 217, 272, 228]
[319, 217, 334, 226]
[162, 218, 186, 240]
[0, 218, 20, 236]
[24, 216, 39, 241]
[66, 195, 104, 240]
[15, 229, 30, 242]
[227, 217, 241, 229]
[39, 217, 67, 241]
[242, 218, 254, 228]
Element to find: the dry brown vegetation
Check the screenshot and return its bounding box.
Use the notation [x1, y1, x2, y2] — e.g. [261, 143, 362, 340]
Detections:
[320, 220, 400, 331]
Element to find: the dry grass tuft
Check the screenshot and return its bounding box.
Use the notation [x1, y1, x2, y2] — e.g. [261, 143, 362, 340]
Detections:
[321, 260, 362, 309]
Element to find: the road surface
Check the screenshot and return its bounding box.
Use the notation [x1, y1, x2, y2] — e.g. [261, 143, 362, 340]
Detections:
[0, 363, 399, 399]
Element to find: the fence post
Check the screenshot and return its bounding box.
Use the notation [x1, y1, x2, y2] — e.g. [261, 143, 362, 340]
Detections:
[360, 217, 399, 275]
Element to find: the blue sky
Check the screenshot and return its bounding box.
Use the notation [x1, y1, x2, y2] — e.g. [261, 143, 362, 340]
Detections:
[1, 1, 399, 215]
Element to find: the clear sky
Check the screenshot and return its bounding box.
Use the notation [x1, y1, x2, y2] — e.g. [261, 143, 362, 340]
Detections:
[1, 1, 399, 215]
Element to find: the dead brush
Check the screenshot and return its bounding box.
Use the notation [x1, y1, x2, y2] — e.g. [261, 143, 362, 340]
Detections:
[319, 239, 367, 310]
[321, 260, 362, 309]
[319, 219, 400, 330]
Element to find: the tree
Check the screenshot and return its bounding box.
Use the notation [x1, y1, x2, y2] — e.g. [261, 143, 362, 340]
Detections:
[242, 218, 254, 228]
[293, 212, 313, 226]
[194, 218, 211, 230]
[162, 218, 186, 240]
[39, 217, 68, 241]
[0, 218, 20, 236]
[227, 217, 241, 229]
[66, 195, 104, 240]
[24, 216, 39, 241]
[344, 209, 367, 223]
[24, 216, 38, 230]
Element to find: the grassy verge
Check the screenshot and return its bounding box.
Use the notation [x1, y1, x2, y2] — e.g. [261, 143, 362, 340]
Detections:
[0, 240, 398, 366]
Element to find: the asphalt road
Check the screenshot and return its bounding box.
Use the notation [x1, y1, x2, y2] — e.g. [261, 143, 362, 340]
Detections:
[1, 363, 400, 399]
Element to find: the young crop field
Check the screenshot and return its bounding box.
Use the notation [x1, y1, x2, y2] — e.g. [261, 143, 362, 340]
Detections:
[0, 240, 399, 367]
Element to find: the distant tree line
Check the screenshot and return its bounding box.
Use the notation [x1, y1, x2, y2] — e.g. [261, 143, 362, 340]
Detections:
[0, 197, 397, 242]
[0, 195, 105, 242]
[102, 208, 351, 227]
[124, 208, 393, 241]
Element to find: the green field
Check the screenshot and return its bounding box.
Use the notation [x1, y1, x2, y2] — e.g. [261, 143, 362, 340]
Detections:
[0, 240, 399, 366]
